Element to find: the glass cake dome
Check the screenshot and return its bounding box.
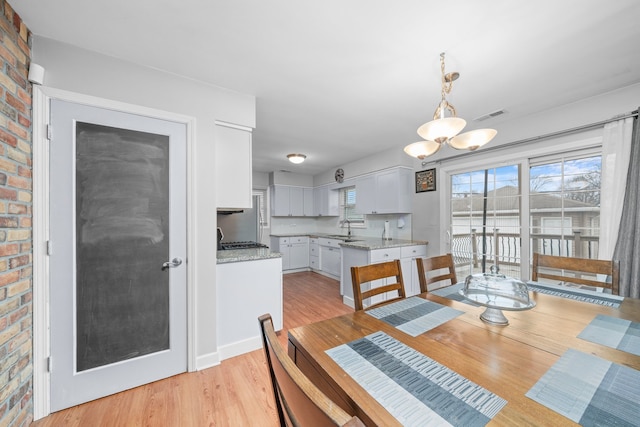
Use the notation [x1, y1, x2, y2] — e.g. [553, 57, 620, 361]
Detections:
[459, 265, 535, 325]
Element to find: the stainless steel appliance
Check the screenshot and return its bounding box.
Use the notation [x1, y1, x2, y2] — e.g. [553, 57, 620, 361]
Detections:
[217, 196, 267, 250]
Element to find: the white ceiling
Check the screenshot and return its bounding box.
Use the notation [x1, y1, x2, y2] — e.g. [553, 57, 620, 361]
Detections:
[13, 0, 640, 175]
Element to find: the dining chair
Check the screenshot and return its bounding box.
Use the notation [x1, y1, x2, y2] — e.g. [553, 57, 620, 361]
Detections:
[416, 253, 458, 293]
[350, 259, 406, 311]
[531, 253, 620, 295]
[258, 314, 365, 427]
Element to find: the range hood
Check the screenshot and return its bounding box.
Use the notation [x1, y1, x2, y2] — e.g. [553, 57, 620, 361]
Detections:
[217, 208, 245, 215]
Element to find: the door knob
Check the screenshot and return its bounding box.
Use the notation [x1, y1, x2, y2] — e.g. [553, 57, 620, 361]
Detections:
[162, 257, 183, 270]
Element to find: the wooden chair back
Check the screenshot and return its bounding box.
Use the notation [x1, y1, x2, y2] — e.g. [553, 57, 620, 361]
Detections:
[259, 314, 365, 427]
[416, 253, 458, 293]
[350, 259, 406, 311]
[531, 253, 620, 295]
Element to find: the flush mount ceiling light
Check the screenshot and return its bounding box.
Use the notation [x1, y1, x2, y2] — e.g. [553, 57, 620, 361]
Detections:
[404, 53, 497, 160]
[287, 153, 306, 164]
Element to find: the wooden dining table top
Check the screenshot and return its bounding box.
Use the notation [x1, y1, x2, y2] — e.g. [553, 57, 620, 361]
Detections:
[287, 289, 640, 426]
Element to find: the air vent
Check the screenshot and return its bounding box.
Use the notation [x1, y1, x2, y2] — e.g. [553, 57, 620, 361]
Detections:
[473, 109, 506, 122]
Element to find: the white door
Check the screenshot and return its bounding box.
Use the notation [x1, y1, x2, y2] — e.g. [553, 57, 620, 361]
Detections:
[49, 99, 188, 411]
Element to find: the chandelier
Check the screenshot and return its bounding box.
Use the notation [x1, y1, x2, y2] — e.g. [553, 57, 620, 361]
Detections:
[404, 53, 497, 159]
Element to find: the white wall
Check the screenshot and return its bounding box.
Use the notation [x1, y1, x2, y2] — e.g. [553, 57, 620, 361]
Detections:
[408, 82, 640, 254]
[32, 36, 256, 367]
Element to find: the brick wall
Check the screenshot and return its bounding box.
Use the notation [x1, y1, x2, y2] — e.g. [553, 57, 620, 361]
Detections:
[0, 1, 32, 426]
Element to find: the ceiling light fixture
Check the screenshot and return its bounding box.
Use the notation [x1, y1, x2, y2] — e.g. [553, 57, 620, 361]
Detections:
[287, 153, 306, 164]
[404, 53, 497, 160]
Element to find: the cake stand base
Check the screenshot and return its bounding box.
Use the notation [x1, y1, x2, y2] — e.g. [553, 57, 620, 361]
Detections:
[480, 307, 509, 325]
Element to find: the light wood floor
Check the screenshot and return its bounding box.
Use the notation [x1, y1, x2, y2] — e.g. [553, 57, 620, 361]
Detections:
[31, 271, 353, 427]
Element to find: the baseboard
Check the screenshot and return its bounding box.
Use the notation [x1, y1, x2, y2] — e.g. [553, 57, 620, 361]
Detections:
[342, 295, 355, 308]
[218, 336, 263, 361]
[196, 351, 221, 371]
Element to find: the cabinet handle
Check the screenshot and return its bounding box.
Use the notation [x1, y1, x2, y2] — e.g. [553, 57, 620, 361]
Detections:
[384, 253, 389, 257]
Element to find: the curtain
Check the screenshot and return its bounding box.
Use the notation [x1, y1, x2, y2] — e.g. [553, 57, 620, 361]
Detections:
[599, 117, 634, 259]
[613, 112, 640, 298]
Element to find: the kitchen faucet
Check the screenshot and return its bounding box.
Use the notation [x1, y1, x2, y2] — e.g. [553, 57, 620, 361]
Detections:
[344, 219, 351, 237]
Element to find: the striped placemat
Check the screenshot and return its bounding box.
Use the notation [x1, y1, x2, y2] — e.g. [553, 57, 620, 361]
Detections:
[429, 283, 479, 306]
[365, 296, 464, 337]
[326, 331, 507, 426]
[526, 282, 624, 308]
[526, 349, 640, 426]
[578, 314, 640, 356]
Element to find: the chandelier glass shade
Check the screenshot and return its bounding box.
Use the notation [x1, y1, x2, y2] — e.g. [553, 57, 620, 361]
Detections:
[404, 53, 497, 160]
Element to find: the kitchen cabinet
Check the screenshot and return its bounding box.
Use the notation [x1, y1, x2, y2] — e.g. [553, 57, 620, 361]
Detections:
[318, 238, 342, 279]
[215, 123, 253, 208]
[271, 236, 309, 271]
[309, 237, 320, 270]
[341, 243, 427, 308]
[216, 257, 282, 359]
[355, 167, 412, 214]
[270, 185, 313, 216]
[313, 185, 339, 216]
[399, 245, 428, 296]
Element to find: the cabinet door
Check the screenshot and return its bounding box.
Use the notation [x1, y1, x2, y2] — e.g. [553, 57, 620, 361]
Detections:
[355, 174, 376, 214]
[289, 187, 304, 216]
[303, 187, 314, 216]
[289, 242, 309, 269]
[216, 124, 252, 208]
[271, 186, 291, 216]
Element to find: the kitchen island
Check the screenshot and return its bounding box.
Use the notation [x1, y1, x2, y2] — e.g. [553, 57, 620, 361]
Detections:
[340, 237, 428, 308]
[216, 248, 282, 360]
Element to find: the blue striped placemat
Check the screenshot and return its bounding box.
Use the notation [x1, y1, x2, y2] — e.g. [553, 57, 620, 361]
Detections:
[326, 331, 507, 426]
[429, 283, 479, 306]
[578, 314, 640, 356]
[365, 296, 464, 337]
[526, 282, 624, 308]
[526, 349, 640, 426]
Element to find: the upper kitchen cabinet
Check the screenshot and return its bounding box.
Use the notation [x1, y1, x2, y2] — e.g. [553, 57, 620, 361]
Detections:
[355, 167, 412, 214]
[313, 184, 339, 216]
[215, 122, 253, 208]
[270, 185, 314, 216]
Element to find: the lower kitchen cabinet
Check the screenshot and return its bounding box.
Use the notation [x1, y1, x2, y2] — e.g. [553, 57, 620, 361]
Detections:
[341, 243, 427, 308]
[271, 236, 309, 271]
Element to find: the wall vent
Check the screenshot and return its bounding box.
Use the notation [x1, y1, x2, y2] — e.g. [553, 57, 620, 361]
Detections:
[473, 109, 505, 122]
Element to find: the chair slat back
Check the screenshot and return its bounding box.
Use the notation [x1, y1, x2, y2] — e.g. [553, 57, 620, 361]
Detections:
[350, 259, 406, 311]
[259, 314, 365, 427]
[531, 253, 620, 295]
[416, 254, 458, 293]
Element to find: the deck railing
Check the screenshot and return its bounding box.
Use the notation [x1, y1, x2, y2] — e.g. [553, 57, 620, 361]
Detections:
[451, 229, 599, 277]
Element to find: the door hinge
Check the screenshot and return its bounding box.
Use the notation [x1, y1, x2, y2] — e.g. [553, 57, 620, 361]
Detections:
[46, 240, 53, 256]
[46, 124, 52, 140]
[47, 356, 52, 372]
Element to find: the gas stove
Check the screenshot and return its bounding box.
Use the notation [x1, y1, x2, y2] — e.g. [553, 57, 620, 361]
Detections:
[220, 241, 269, 250]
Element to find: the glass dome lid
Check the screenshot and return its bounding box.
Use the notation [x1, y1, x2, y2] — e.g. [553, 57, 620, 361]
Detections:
[459, 265, 535, 325]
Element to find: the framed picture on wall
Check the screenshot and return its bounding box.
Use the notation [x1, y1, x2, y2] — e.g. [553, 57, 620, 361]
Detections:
[416, 168, 436, 193]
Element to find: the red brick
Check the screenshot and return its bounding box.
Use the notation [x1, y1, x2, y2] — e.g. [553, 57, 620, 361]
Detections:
[16, 86, 30, 106]
[17, 166, 30, 178]
[20, 291, 31, 304]
[0, 127, 17, 147]
[9, 305, 27, 325]
[7, 175, 29, 190]
[18, 242, 30, 253]
[0, 317, 6, 331]
[18, 217, 30, 227]
[5, 92, 26, 115]
[0, 42, 15, 68]
[0, 243, 19, 256]
[9, 255, 29, 269]
[0, 187, 17, 200]
[8, 67, 26, 90]
[0, 270, 20, 286]
[0, 217, 18, 227]
[7, 203, 26, 214]
[17, 114, 29, 128]
[8, 120, 27, 140]
[0, 172, 6, 185]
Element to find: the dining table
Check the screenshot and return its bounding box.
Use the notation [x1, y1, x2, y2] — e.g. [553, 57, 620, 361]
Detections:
[287, 283, 640, 426]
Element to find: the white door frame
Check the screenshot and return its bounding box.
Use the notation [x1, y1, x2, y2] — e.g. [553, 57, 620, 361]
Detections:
[32, 86, 197, 419]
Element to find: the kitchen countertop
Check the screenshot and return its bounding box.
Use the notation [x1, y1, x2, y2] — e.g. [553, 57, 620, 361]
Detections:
[216, 247, 282, 264]
[270, 232, 427, 250]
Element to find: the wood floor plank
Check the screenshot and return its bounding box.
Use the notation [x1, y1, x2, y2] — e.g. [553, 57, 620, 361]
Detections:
[32, 271, 352, 426]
